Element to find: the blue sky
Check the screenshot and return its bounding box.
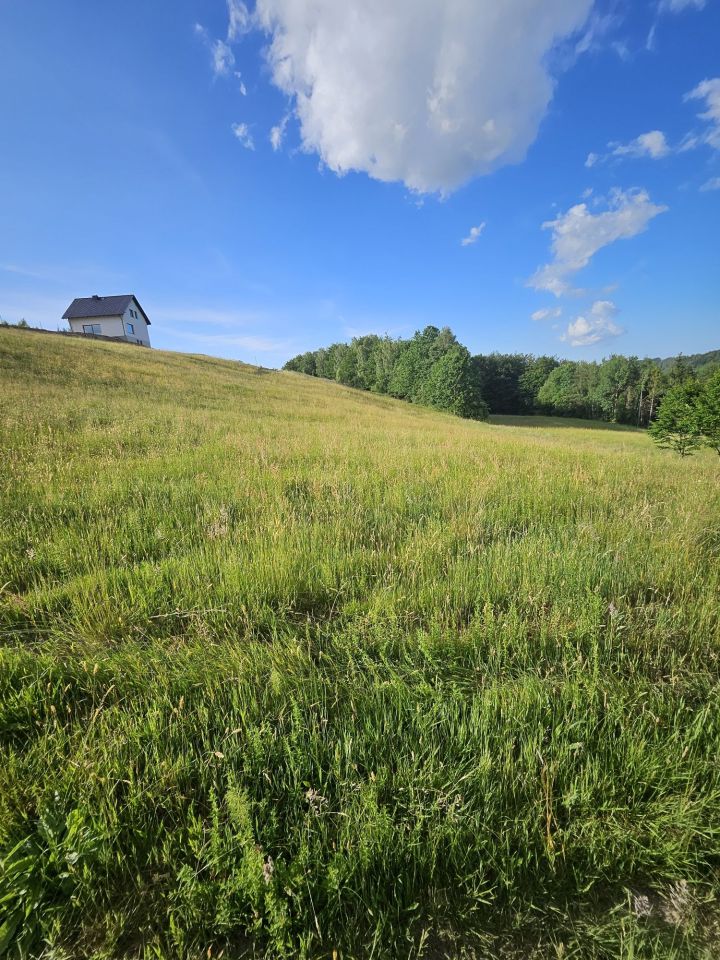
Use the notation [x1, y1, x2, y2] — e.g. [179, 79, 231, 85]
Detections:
[1, 0, 718, 367]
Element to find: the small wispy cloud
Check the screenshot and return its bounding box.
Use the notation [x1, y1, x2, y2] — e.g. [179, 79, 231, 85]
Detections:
[648, 2, 706, 55]
[270, 114, 290, 151]
[196, 1, 251, 79]
[232, 122, 254, 150]
[700, 175, 720, 191]
[684, 77, 720, 150]
[226, 0, 251, 41]
[659, 0, 706, 12]
[195, 24, 236, 78]
[587, 78, 720, 171]
[213, 40, 235, 77]
[531, 307, 562, 322]
[460, 223, 486, 247]
[574, 12, 622, 57]
[613, 130, 670, 160]
[586, 130, 670, 167]
[560, 300, 624, 346]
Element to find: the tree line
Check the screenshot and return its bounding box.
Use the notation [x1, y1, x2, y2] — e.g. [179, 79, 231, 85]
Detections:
[284, 327, 719, 428]
[285, 327, 489, 419]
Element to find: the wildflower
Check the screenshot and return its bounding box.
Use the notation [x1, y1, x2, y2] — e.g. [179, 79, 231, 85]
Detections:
[632, 893, 653, 918]
[661, 880, 692, 926]
[305, 787, 327, 813]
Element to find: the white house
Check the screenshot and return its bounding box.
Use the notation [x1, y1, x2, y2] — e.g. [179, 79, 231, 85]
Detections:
[62, 294, 151, 347]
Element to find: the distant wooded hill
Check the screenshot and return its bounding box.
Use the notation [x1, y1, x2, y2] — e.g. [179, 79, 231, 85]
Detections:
[654, 350, 720, 378]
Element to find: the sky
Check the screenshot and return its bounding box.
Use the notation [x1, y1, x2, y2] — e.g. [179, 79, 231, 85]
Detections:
[0, 0, 718, 368]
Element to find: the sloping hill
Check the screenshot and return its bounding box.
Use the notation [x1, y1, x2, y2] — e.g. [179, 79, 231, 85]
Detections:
[654, 348, 720, 377]
[1, 327, 719, 959]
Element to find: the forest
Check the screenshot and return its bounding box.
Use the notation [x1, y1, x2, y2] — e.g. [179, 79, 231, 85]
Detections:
[284, 327, 720, 427]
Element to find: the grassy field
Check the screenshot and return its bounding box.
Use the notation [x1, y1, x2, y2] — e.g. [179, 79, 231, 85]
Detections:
[1, 326, 719, 959]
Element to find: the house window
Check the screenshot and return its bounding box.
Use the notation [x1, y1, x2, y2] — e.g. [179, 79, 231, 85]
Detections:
[127, 322, 135, 334]
[82, 323, 102, 335]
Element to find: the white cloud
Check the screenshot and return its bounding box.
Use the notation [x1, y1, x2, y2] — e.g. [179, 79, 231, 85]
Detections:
[700, 175, 720, 191]
[685, 77, 720, 150]
[232, 122, 255, 149]
[560, 300, 623, 346]
[227, 0, 251, 41]
[270, 114, 290, 151]
[587, 130, 670, 166]
[254, 0, 594, 194]
[197, 3, 249, 78]
[573, 11, 622, 56]
[213, 40, 235, 77]
[195, 24, 237, 78]
[610, 40, 631, 62]
[586, 78, 720, 171]
[531, 307, 562, 322]
[460, 223, 486, 247]
[529, 188, 668, 297]
[613, 130, 670, 160]
[659, 0, 706, 11]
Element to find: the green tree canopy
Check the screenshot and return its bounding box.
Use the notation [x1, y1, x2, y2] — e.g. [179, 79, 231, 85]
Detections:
[537, 363, 585, 416]
[420, 345, 488, 420]
[697, 370, 720, 456]
[649, 381, 704, 457]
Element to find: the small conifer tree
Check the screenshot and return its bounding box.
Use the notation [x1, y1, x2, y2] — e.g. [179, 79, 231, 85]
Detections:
[649, 381, 703, 457]
[697, 370, 720, 457]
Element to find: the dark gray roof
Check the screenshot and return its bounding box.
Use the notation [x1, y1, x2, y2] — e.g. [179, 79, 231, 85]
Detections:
[62, 294, 151, 326]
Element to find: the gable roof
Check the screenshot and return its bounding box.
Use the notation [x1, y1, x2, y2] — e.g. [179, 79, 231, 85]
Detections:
[62, 294, 151, 326]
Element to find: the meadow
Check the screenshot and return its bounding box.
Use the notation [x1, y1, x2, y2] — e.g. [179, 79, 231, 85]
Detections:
[1, 326, 719, 959]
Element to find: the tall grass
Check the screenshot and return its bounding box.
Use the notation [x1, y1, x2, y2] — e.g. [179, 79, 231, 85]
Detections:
[1, 326, 719, 959]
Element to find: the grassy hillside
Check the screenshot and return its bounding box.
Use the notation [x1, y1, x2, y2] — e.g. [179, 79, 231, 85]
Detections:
[1, 327, 719, 959]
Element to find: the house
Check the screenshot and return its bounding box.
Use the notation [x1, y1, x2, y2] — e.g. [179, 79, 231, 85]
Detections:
[62, 294, 151, 347]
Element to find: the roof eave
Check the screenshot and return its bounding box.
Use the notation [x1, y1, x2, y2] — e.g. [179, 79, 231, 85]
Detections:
[130, 296, 151, 326]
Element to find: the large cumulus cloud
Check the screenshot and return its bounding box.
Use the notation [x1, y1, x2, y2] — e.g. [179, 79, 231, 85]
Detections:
[254, 0, 594, 193]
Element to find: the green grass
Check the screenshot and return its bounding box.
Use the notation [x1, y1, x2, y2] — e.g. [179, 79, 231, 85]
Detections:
[1, 326, 719, 959]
